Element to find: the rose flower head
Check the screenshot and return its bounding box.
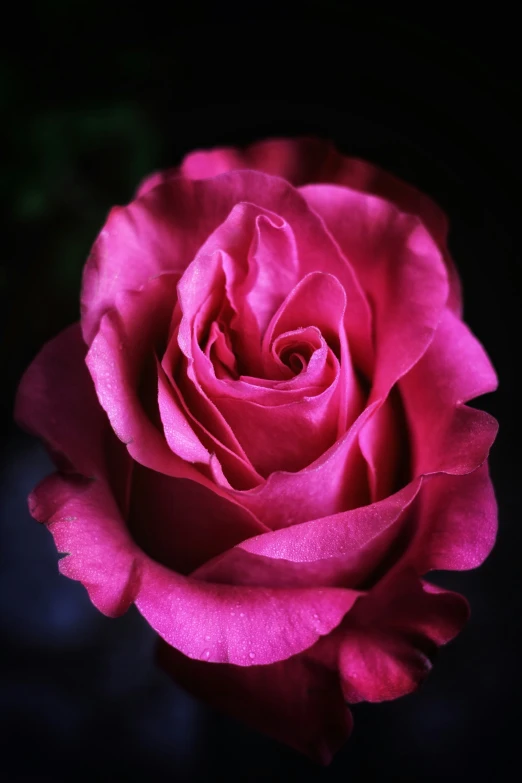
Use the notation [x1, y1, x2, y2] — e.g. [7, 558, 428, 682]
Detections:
[16, 138, 498, 763]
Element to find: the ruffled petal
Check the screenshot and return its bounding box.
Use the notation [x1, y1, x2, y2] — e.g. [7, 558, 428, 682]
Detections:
[157, 640, 352, 765]
[28, 472, 359, 666]
[28, 473, 141, 617]
[400, 308, 498, 477]
[410, 463, 498, 572]
[85, 274, 184, 474]
[315, 571, 469, 703]
[84, 170, 373, 374]
[301, 184, 449, 402]
[178, 137, 462, 315]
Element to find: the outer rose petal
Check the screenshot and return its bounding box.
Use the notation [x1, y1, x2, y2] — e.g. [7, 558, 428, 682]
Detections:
[157, 640, 352, 765]
[176, 137, 462, 315]
[14, 324, 105, 476]
[29, 473, 140, 617]
[400, 308, 498, 477]
[312, 571, 469, 703]
[301, 184, 449, 402]
[410, 463, 498, 572]
[28, 471, 360, 666]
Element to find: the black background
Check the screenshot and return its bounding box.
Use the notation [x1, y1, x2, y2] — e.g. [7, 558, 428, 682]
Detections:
[1, 6, 521, 781]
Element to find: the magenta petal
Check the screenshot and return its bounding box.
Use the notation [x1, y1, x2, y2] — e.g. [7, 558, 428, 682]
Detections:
[234, 403, 378, 529]
[157, 639, 352, 764]
[238, 479, 421, 563]
[411, 463, 498, 572]
[180, 137, 462, 315]
[194, 479, 421, 590]
[29, 473, 140, 617]
[208, 370, 341, 476]
[336, 572, 469, 703]
[81, 192, 192, 344]
[86, 275, 183, 473]
[180, 137, 341, 186]
[15, 324, 105, 476]
[30, 470, 359, 665]
[86, 275, 244, 500]
[401, 307, 498, 476]
[156, 360, 211, 465]
[301, 184, 449, 399]
[136, 558, 360, 665]
[359, 391, 405, 502]
[181, 147, 248, 179]
[128, 465, 267, 575]
[245, 210, 300, 334]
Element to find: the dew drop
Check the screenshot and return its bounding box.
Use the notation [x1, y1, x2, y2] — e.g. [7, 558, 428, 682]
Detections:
[239, 612, 245, 617]
[205, 635, 211, 641]
[248, 651, 255, 659]
[313, 613, 319, 619]
[202, 649, 211, 659]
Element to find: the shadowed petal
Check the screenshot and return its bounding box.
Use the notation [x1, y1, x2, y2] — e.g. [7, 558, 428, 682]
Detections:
[157, 639, 352, 765]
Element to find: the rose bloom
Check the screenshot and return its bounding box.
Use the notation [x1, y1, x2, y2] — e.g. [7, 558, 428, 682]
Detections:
[16, 138, 498, 763]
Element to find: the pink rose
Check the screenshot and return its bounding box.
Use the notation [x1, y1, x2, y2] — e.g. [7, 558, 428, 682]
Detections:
[16, 137, 498, 763]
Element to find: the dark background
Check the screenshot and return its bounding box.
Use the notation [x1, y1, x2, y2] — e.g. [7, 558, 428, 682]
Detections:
[1, 7, 520, 781]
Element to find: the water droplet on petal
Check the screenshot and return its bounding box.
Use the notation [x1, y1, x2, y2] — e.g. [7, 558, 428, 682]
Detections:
[205, 635, 211, 641]
[248, 651, 255, 659]
[239, 612, 245, 617]
[201, 649, 210, 660]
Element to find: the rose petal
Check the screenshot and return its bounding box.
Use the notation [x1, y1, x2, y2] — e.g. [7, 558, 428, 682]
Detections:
[359, 389, 407, 502]
[207, 368, 341, 476]
[400, 307, 498, 476]
[233, 402, 378, 529]
[29, 473, 141, 617]
[244, 208, 300, 335]
[127, 465, 267, 575]
[137, 559, 359, 666]
[177, 137, 462, 315]
[157, 639, 352, 765]
[156, 360, 212, 465]
[84, 170, 373, 379]
[15, 324, 105, 476]
[29, 472, 359, 665]
[193, 479, 422, 590]
[314, 570, 469, 703]
[180, 137, 342, 186]
[301, 184, 449, 402]
[197, 272, 361, 476]
[86, 274, 184, 474]
[410, 463, 498, 572]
